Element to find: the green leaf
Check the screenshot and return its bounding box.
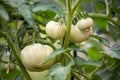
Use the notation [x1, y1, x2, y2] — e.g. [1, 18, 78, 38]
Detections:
[32, 2, 60, 14]
[9, 0, 37, 31]
[91, 35, 110, 47]
[1, 69, 21, 78]
[15, 74, 24, 80]
[106, 43, 120, 59]
[109, 24, 120, 41]
[94, 19, 108, 32]
[0, 4, 9, 21]
[41, 48, 68, 64]
[18, 4, 37, 31]
[9, 0, 25, 7]
[48, 61, 74, 80]
[95, 2, 105, 13]
[75, 56, 101, 67]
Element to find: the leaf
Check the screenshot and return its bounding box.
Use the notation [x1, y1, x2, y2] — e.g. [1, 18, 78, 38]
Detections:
[41, 48, 68, 64]
[91, 35, 110, 47]
[94, 18, 108, 32]
[9, 0, 37, 31]
[17, 24, 27, 38]
[109, 24, 120, 41]
[32, 2, 60, 14]
[0, 4, 9, 21]
[106, 43, 120, 59]
[75, 56, 101, 67]
[18, 4, 37, 31]
[1, 69, 21, 78]
[48, 61, 74, 80]
[15, 74, 24, 80]
[99, 64, 120, 80]
[95, 2, 105, 13]
[9, 0, 25, 7]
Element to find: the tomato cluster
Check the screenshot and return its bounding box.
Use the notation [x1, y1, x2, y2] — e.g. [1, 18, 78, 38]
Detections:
[21, 18, 93, 72]
[45, 17, 93, 43]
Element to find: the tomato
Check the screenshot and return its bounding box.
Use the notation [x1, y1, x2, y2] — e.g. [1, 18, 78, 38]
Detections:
[76, 17, 93, 30]
[70, 25, 92, 43]
[45, 21, 66, 39]
[21, 43, 55, 72]
[6, 63, 16, 70]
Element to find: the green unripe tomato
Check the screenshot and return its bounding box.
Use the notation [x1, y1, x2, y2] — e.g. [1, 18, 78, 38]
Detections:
[21, 43, 55, 72]
[70, 25, 92, 43]
[6, 63, 16, 71]
[45, 21, 66, 39]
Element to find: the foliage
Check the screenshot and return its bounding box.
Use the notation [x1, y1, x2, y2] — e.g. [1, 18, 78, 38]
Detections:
[0, 0, 120, 80]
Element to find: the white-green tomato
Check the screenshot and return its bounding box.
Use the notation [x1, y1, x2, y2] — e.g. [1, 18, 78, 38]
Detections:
[70, 25, 92, 43]
[76, 17, 93, 30]
[21, 43, 55, 72]
[45, 21, 66, 39]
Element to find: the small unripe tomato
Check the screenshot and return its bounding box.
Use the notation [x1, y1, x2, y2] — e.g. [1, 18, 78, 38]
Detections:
[21, 43, 55, 72]
[9, 63, 16, 70]
[76, 17, 93, 30]
[5, 63, 16, 70]
[45, 21, 66, 39]
[70, 25, 92, 43]
[5, 63, 16, 74]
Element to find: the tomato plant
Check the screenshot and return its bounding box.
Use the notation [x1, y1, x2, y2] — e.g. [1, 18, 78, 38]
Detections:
[0, 0, 120, 80]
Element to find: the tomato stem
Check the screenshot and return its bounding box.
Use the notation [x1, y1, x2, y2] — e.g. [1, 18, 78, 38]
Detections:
[63, 0, 72, 49]
[88, 13, 120, 28]
[62, 0, 82, 80]
[72, 0, 82, 14]
[1, 21, 32, 80]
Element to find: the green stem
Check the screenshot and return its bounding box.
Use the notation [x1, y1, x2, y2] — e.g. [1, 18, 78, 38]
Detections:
[71, 72, 81, 80]
[63, 0, 72, 49]
[1, 22, 32, 80]
[105, 0, 109, 15]
[89, 54, 106, 79]
[71, 69, 89, 80]
[72, 0, 82, 14]
[62, 0, 82, 80]
[88, 13, 120, 28]
[6, 35, 32, 80]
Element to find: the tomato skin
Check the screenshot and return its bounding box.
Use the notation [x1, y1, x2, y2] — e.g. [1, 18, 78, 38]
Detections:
[70, 25, 93, 43]
[86, 17, 94, 27]
[21, 43, 55, 72]
[45, 21, 66, 39]
[76, 17, 93, 30]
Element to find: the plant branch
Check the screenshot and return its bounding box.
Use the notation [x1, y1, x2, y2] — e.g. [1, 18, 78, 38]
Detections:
[72, 0, 82, 14]
[63, 0, 72, 49]
[71, 69, 89, 80]
[6, 34, 32, 80]
[105, 0, 109, 15]
[88, 13, 120, 28]
[89, 54, 106, 78]
[0, 58, 9, 63]
[1, 21, 32, 80]
[71, 71, 81, 80]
